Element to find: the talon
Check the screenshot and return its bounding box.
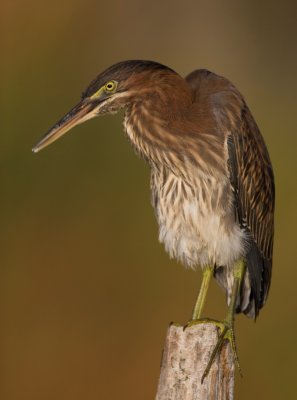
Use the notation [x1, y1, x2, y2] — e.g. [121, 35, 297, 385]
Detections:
[200, 319, 241, 384]
[183, 317, 241, 383]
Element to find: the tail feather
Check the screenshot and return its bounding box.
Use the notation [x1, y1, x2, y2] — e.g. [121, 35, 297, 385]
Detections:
[214, 240, 272, 320]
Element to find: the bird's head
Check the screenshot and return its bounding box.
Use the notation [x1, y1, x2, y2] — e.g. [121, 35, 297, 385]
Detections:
[32, 60, 180, 153]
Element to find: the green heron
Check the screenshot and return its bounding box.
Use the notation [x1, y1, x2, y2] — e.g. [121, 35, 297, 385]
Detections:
[33, 60, 275, 381]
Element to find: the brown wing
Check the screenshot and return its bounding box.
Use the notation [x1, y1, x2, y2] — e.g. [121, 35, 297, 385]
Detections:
[227, 104, 274, 316]
[186, 69, 275, 317]
[228, 107, 275, 261]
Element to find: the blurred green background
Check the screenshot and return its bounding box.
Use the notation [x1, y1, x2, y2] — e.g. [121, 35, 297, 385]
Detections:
[0, 0, 296, 399]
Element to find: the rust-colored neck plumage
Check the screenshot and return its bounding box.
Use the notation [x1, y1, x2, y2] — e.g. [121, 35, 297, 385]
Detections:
[123, 69, 226, 180]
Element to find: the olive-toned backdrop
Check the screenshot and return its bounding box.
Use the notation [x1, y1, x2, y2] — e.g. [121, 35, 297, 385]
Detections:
[1, 1, 296, 399]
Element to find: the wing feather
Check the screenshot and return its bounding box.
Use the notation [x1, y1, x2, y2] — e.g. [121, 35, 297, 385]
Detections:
[186, 69, 275, 317]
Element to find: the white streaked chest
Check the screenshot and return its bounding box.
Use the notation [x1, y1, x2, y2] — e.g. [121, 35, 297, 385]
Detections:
[151, 168, 246, 269]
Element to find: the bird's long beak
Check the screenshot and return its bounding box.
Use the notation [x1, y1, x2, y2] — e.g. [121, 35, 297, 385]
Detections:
[32, 99, 98, 153]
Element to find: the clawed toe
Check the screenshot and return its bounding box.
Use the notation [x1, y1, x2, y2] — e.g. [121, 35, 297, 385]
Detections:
[184, 318, 241, 383]
[199, 319, 241, 383]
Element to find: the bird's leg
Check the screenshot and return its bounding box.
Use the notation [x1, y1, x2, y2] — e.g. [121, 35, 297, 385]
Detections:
[192, 265, 214, 320]
[200, 259, 246, 383]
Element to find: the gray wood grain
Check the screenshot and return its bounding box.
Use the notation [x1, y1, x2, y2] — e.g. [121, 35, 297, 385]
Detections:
[155, 323, 234, 400]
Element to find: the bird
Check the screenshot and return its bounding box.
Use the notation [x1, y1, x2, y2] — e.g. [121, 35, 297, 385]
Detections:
[32, 60, 275, 381]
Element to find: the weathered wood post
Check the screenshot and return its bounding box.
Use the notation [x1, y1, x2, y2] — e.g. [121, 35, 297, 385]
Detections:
[155, 323, 234, 400]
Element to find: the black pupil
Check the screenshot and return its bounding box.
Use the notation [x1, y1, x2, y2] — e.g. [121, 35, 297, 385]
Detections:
[107, 83, 113, 89]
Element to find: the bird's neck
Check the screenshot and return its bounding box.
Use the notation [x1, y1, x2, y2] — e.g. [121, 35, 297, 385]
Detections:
[123, 91, 189, 171]
[123, 87, 225, 179]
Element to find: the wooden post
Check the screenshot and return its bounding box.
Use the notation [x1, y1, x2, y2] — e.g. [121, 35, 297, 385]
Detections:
[155, 323, 234, 400]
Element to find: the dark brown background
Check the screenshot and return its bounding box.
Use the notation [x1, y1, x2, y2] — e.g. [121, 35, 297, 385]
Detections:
[1, 1, 296, 398]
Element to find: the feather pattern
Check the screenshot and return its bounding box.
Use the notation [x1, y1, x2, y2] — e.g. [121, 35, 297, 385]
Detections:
[185, 69, 274, 317]
[124, 67, 274, 318]
[226, 107, 274, 316]
[34, 60, 274, 320]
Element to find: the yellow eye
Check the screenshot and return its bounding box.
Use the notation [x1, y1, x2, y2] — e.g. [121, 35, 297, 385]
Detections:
[105, 80, 117, 92]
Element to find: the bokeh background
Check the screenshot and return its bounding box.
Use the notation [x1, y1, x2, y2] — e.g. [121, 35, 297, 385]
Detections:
[1, 1, 296, 399]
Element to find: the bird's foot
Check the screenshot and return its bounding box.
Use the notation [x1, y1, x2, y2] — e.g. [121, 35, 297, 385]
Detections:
[185, 318, 242, 383]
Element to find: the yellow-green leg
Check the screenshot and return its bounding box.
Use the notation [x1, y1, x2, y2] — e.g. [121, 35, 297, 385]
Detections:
[192, 265, 214, 320]
[200, 259, 246, 383]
